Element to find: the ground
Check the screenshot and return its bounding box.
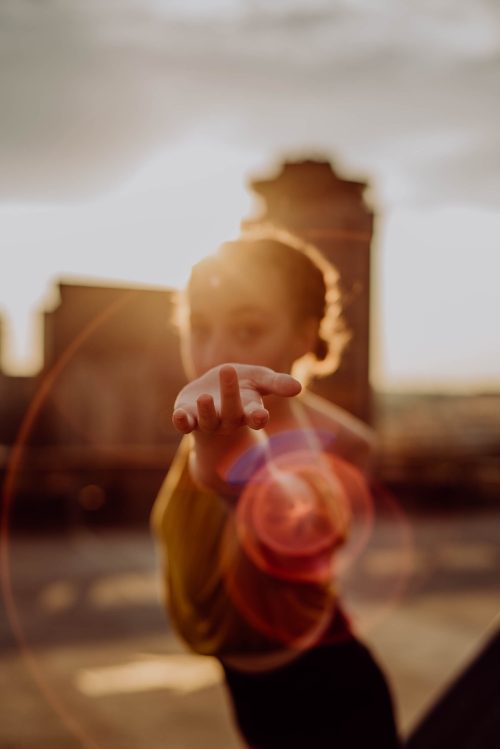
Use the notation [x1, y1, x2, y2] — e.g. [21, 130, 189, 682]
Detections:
[1, 506, 499, 749]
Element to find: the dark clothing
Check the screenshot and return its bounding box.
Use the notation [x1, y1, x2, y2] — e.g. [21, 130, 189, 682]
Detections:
[222, 636, 401, 749]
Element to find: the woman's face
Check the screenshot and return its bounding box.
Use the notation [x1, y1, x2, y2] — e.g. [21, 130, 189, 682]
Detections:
[181, 262, 315, 379]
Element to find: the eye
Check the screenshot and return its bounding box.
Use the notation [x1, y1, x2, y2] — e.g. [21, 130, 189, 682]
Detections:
[233, 325, 264, 343]
[190, 322, 210, 339]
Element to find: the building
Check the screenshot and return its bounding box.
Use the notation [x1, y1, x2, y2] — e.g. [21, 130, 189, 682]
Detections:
[1, 282, 185, 528]
[243, 158, 374, 422]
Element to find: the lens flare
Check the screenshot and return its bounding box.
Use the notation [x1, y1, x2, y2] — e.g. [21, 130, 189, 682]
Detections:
[0, 291, 139, 749]
[219, 434, 376, 649]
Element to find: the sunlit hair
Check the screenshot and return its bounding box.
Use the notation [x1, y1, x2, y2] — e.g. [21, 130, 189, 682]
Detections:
[175, 226, 351, 384]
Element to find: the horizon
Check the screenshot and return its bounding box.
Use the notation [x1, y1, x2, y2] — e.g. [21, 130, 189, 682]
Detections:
[1, 257, 499, 397]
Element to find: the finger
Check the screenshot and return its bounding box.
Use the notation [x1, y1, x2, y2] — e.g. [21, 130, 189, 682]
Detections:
[272, 372, 302, 396]
[244, 403, 270, 430]
[172, 408, 197, 434]
[241, 390, 269, 429]
[196, 394, 221, 432]
[249, 368, 302, 397]
[219, 365, 244, 425]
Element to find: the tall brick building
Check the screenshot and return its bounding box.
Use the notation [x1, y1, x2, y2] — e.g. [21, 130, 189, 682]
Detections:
[243, 159, 374, 422]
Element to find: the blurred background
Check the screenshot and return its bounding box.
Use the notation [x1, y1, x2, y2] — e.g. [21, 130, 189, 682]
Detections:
[1, 2, 499, 748]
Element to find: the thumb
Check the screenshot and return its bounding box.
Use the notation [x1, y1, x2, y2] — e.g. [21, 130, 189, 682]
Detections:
[273, 373, 302, 396]
[252, 368, 302, 397]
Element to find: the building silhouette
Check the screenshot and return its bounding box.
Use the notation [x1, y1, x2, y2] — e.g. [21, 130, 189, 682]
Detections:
[1, 157, 499, 529]
[243, 159, 373, 422]
[1, 282, 185, 527]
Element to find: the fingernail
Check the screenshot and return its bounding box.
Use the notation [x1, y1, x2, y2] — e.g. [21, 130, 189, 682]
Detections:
[252, 411, 268, 427]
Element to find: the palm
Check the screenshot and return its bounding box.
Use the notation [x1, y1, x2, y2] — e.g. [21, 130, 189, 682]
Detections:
[173, 363, 301, 435]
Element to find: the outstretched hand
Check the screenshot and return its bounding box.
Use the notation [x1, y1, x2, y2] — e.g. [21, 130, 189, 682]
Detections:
[172, 364, 301, 435]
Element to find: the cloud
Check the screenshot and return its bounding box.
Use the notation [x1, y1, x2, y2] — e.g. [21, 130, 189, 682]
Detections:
[0, 0, 499, 205]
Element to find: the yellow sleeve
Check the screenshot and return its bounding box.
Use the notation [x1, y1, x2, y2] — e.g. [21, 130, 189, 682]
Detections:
[150, 438, 340, 656]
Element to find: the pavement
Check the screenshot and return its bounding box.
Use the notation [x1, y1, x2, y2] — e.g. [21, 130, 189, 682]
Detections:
[1, 506, 499, 749]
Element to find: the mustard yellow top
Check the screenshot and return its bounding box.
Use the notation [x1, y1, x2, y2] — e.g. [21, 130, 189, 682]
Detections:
[150, 437, 346, 659]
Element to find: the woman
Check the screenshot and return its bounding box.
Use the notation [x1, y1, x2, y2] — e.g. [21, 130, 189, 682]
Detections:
[151, 231, 400, 748]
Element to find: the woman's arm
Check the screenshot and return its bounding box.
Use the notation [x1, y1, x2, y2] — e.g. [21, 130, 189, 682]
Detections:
[172, 363, 301, 499]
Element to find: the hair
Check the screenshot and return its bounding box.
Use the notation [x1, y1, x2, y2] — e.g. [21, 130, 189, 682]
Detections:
[176, 226, 351, 384]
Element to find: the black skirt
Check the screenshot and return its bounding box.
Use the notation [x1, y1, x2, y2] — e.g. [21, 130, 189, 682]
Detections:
[222, 637, 401, 749]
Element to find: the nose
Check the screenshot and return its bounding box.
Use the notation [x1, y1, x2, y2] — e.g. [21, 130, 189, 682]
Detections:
[197, 330, 236, 374]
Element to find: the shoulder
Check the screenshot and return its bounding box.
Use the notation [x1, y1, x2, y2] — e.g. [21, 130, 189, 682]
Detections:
[298, 390, 377, 474]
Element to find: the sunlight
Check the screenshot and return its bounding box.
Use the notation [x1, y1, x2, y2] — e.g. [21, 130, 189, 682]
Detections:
[373, 204, 500, 391]
[76, 654, 223, 696]
[1, 134, 499, 390]
[0, 131, 258, 375]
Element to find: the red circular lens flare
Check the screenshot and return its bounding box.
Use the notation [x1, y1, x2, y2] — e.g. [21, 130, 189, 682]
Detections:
[251, 469, 345, 557]
[234, 450, 372, 583]
[220, 447, 378, 647]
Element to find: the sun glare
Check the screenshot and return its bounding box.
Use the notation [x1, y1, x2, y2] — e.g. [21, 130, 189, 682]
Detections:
[0, 132, 258, 375]
[1, 132, 499, 391]
[374, 204, 500, 392]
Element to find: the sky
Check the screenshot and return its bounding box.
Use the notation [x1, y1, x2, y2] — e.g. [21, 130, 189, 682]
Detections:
[1, 0, 499, 391]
